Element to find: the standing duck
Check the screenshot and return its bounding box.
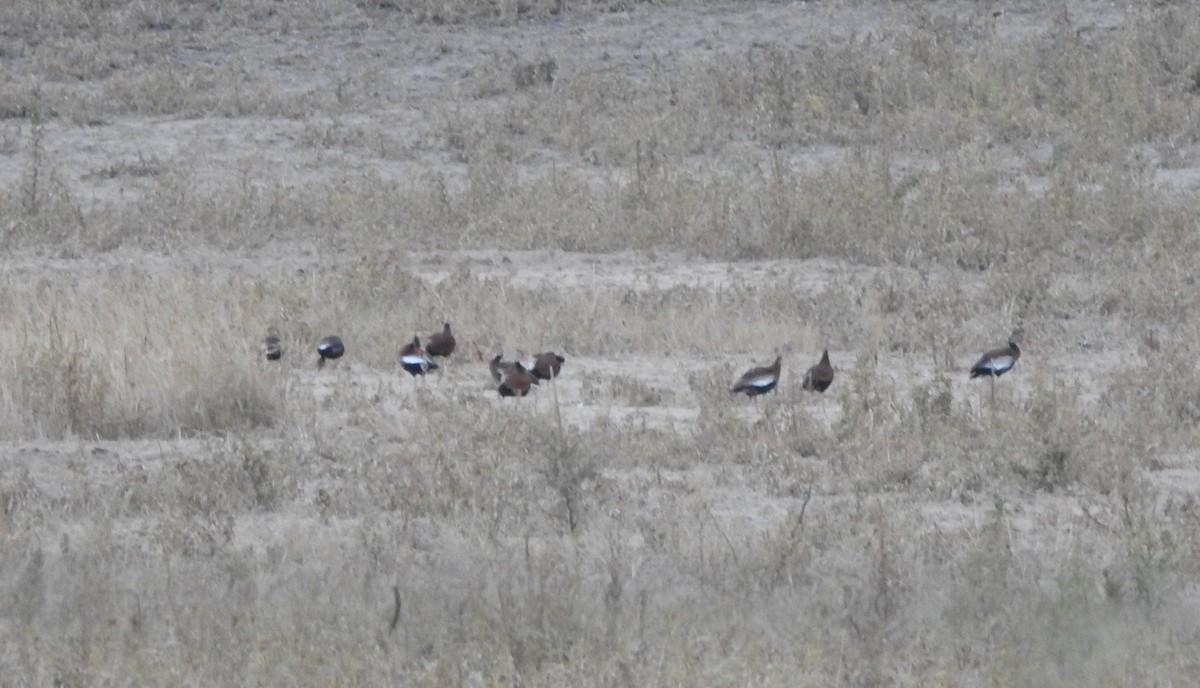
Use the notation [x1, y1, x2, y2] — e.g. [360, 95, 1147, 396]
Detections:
[801, 350, 834, 393]
[316, 335, 344, 369]
[529, 352, 566, 381]
[425, 321, 456, 359]
[400, 336, 438, 377]
[483, 345, 540, 387]
[970, 328, 1024, 396]
[483, 344, 510, 382]
[262, 329, 284, 361]
[488, 354, 532, 385]
[488, 353, 506, 383]
[731, 355, 783, 398]
[498, 359, 537, 398]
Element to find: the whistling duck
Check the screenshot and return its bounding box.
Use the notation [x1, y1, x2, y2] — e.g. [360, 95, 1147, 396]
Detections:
[425, 321, 456, 358]
[970, 328, 1024, 396]
[262, 329, 283, 361]
[316, 335, 344, 369]
[477, 340, 540, 384]
[731, 355, 782, 398]
[498, 359, 537, 397]
[801, 350, 834, 393]
[483, 344, 508, 382]
[488, 354, 504, 382]
[483, 345, 540, 386]
[529, 352, 566, 380]
[489, 354, 523, 384]
[400, 336, 438, 377]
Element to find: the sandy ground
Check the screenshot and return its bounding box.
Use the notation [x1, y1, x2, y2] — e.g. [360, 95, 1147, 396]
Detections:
[0, 1, 1182, 214]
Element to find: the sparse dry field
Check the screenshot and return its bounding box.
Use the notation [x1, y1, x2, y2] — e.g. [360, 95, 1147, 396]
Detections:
[3, 0, 1200, 685]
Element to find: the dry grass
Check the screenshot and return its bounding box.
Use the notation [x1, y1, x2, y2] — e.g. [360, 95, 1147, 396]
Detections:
[2, 1, 1200, 685]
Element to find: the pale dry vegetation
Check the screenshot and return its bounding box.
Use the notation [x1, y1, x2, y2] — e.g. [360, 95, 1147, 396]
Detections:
[2, 0, 1200, 685]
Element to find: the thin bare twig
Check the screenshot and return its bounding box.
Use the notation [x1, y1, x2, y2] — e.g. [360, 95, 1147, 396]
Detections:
[389, 586, 401, 633]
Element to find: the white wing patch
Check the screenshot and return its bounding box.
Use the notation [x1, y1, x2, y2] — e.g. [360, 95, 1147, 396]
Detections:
[982, 355, 1014, 372]
[401, 355, 428, 366]
[748, 375, 777, 388]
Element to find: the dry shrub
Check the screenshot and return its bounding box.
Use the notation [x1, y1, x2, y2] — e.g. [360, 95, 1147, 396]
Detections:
[0, 269, 285, 440]
[5, 334, 280, 440]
